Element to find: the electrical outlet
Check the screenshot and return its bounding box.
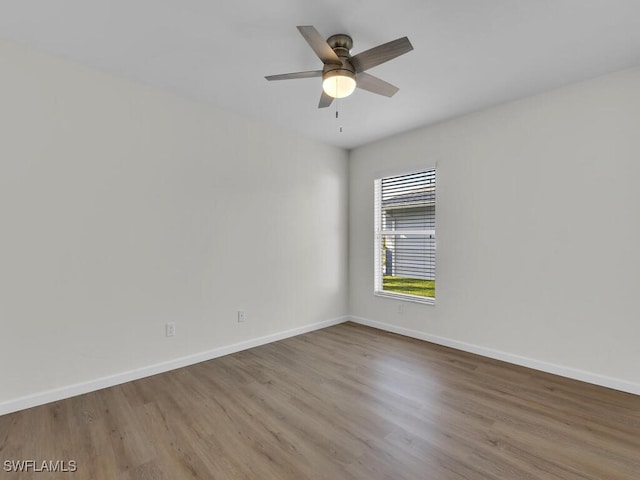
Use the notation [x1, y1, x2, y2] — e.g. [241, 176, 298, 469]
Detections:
[165, 322, 176, 337]
[237, 310, 246, 323]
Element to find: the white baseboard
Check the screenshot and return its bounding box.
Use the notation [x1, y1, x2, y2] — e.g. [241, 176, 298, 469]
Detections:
[349, 316, 640, 396]
[4, 314, 636, 417]
[0, 316, 348, 417]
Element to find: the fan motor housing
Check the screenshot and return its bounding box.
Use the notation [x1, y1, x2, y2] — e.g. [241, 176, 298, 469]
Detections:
[323, 61, 355, 76]
[323, 34, 355, 80]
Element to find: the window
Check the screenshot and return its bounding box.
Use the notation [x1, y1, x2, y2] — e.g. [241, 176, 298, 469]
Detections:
[374, 169, 436, 303]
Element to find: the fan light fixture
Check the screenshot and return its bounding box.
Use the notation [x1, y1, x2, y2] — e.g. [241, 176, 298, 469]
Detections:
[322, 70, 356, 99]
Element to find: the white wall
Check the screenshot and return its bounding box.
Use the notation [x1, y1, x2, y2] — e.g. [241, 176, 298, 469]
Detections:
[0, 40, 348, 411]
[349, 67, 640, 392]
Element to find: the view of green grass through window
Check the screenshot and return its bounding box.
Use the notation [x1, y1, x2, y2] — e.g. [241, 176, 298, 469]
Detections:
[382, 276, 435, 298]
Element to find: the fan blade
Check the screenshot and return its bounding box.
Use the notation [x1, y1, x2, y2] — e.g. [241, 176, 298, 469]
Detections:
[265, 70, 322, 81]
[356, 72, 399, 97]
[297, 26, 342, 65]
[350, 37, 413, 73]
[318, 90, 334, 108]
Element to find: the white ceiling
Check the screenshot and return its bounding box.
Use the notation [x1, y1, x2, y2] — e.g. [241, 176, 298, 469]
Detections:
[1, 1, 640, 149]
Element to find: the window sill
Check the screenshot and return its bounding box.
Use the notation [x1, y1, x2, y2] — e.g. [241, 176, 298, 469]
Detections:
[374, 291, 435, 305]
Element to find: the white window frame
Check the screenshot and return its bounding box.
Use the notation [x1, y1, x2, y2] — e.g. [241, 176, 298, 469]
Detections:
[374, 168, 436, 305]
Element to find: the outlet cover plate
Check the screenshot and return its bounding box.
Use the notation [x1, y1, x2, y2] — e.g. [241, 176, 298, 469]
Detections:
[166, 322, 176, 337]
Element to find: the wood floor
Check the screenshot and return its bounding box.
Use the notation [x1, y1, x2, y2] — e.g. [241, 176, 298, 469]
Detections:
[1, 322, 639, 479]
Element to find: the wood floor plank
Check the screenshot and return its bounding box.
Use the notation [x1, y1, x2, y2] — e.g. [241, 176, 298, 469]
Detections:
[1, 322, 639, 479]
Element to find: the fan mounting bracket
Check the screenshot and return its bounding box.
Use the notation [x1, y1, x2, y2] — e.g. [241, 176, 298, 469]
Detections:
[327, 34, 353, 58]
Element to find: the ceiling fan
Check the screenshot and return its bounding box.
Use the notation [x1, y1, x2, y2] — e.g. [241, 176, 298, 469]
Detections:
[265, 26, 413, 108]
